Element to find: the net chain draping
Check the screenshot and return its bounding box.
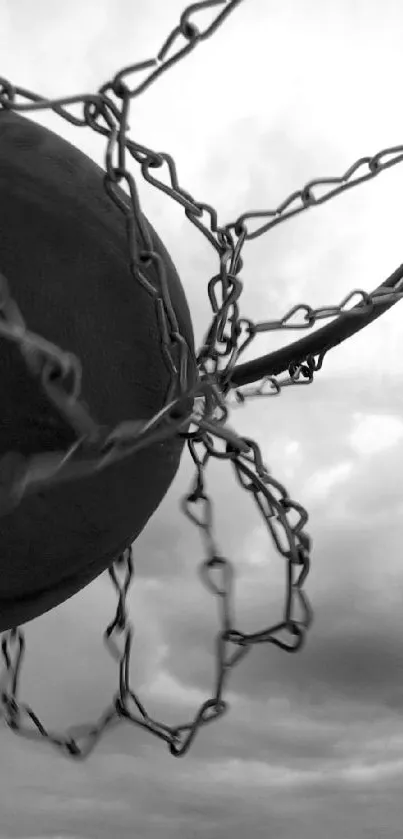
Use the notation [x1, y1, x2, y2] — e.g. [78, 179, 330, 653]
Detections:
[0, 0, 403, 759]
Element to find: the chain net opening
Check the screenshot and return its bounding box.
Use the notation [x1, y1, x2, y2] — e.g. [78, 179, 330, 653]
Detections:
[0, 0, 402, 759]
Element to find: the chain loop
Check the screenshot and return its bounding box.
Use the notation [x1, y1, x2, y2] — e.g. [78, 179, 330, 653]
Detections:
[0, 0, 401, 757]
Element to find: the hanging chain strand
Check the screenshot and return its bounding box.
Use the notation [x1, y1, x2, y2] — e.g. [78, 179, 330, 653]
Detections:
[0, 0, 401, 758]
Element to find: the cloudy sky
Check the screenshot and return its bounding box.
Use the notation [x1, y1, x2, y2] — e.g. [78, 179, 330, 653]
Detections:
[2, 0, 403, 836]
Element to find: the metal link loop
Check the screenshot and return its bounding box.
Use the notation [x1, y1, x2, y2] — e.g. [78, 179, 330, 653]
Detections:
[0, 0, 401, 758]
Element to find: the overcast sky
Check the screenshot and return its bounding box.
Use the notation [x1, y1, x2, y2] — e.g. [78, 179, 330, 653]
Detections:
[2, 0, 403, 837]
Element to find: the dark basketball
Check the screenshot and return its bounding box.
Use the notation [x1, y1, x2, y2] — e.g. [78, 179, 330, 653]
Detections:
[0, 109, 196, 631]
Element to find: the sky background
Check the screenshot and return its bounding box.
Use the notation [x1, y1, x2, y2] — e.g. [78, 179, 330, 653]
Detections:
[2, 0, 403, 837]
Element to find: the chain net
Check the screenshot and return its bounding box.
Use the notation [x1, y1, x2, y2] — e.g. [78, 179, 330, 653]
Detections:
[0, 0, 402, 759]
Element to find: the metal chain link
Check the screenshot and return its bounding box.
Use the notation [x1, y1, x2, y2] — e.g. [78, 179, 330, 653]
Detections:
[0, 0, 401, 758]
